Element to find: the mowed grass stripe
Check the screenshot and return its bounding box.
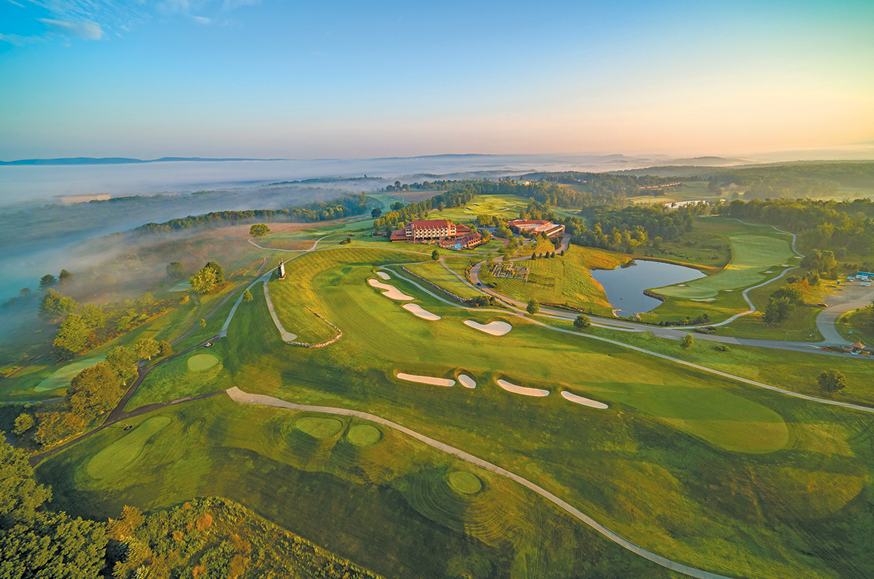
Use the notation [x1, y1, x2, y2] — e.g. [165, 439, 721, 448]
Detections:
[656, 233, 795, 298]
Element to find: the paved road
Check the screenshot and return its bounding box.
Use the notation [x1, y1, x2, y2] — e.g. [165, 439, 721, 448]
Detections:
[815, 282, 874, 343]
[226, 386, 730, 579]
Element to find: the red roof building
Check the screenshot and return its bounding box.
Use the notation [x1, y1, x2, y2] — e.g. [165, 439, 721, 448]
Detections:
[508, 219, 565, 239]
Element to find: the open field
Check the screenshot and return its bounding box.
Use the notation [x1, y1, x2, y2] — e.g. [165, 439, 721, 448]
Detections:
[425, 194, 531, 221]
[406, 259, 484, 299]
[30, 245, 874, 578]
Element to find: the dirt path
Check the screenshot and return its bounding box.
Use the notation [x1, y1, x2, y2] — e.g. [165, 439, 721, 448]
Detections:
[225, 386, 728, 579]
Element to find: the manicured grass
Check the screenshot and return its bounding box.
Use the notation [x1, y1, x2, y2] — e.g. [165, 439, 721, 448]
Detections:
[489, 246, 626, 313]
[187, 353, 219, 371]
[85, 416, 171, 480]
[37, 243, 874, 579]
[448, 471, 482, 495]
[295, 417, 343, 438]
[347, 424, 381, 446]
[656, 227, 796, 299]
[39, 396, 673, 579]
[34, 354, 107, 393]
[126, 344, 230, 410]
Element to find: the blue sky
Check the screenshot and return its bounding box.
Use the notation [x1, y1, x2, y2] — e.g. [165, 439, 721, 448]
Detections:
[1, 0, 872, 159]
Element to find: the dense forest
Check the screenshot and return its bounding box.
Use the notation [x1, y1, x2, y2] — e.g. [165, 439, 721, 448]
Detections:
[565, 205, 703, 253]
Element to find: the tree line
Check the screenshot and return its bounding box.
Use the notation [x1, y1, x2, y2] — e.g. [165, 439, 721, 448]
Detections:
[131, 193, 368, 237]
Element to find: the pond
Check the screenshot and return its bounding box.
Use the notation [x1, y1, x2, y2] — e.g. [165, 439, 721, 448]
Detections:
[591, 260, 706, 314]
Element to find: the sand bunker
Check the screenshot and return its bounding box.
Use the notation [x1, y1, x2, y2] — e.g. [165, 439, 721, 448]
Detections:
[561, 391, 609, 409]
[690, 298, 716, 302]
[497, 379, 549, 397]
[464, 320, 512, 336]
[397, 373, 455, 387]
[368, 278, 413, 300]
[376, 271, 391, 280]
[403, 303, 441, 320]
[764, 271, 773, 274]
[458, 374, 476, 389]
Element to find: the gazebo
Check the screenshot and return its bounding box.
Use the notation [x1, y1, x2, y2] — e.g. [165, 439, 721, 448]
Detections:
[851, 341, 865, 354]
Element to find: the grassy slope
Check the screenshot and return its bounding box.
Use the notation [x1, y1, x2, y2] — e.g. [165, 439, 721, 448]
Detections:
[490, 247, 626, 314]
[41, 248, 874, 579]
[405, 260, 483, 299]
[40, 395, 672, 579]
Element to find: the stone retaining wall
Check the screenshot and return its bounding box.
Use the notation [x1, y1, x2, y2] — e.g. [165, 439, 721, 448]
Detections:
[287, 307, 343, 348]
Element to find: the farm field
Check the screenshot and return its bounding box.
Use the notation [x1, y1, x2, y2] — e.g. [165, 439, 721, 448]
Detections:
[33, 244, 874, 579]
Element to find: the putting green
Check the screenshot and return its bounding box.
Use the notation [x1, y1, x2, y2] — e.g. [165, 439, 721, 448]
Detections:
[85, 416, 171, 480]
[35, 355, 107, 392]
[448, 471, 482, 495]
[187, 353, 219, 372]
[347, 424, 381, 446]
[655, 233, 795, 298]
[296, 417, 343, 439]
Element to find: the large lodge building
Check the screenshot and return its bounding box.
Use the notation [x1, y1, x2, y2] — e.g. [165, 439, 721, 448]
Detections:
[507, 219, 565, 239]
[390, 219, 483, 250]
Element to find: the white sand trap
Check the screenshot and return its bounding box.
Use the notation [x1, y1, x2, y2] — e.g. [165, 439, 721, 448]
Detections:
[458, 374, 476, 389]
[690, 298, 716, 302]
[376, 271, 391, 280]
[368, 278, 414, 300]
[403, 303, 441, 320]
[497, 379, 549, 397]
[561, 391, 608, 409]
[464, 320, 512, 336]
[397, 373, 455, 387]
[764, 270, 773, 273]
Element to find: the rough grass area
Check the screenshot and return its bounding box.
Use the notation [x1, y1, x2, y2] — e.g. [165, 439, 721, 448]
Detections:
[656, 230, 796, 299]
[405, 259, 483, 299]
[490, 246, 627, 313]
[838, 307, 874, 345]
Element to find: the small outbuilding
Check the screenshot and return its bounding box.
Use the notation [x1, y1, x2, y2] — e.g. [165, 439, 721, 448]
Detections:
[277, 262, 286, 280]
[852, 341, 865, 354]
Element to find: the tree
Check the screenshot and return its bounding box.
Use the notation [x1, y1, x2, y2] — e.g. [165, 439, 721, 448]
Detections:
[166, 262, 184, 278]
[67, 363, 122, 420]
[159, 340, 172, 357]
[574, 314, 591, 329]
[818, 369, 847, 394]
[527, 299, 539, 315]
[79, 303, 105, 329]
[0, 436, 107, 576]
[58, 269, 74, 286]
[105, 345, 137, 386]
[134, 338, 160, 361]
[763, 297, 796, 325]
[39, 289, 78, 320]
[204, 261, 224, 284]
[681, 334, 694, 350]
[52, 314, 91, 362]
[431, 249, 440, 261]
[39, 274, 57, 291]
[772, 284, 803, 304]
[243, 288, 253, 302]
[13, 414, 34, 436]
[189, 267, 217, 294]
[249, 223, 270, 239]
[200, 318, 207, 328]
[371, 208, 382, 218]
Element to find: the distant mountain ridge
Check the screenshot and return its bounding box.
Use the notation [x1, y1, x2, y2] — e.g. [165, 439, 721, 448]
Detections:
[0, 157, 287, 166]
